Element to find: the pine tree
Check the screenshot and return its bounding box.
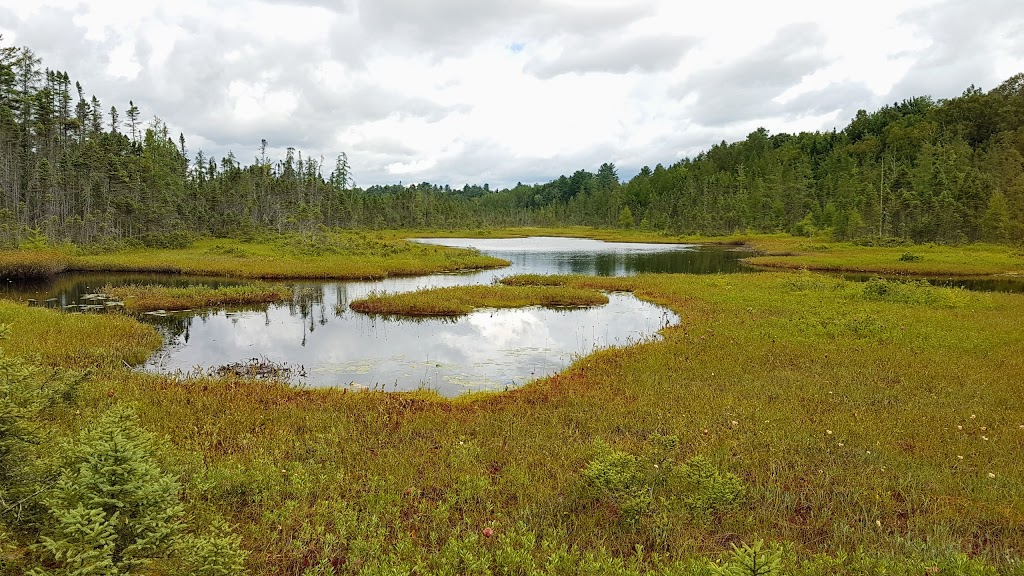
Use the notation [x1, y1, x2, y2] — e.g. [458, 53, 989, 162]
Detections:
[32, 405, 184, 575]
[124, 100, 140, 144]
[617, 205, 634, 228]
[0, 327, 81, 529]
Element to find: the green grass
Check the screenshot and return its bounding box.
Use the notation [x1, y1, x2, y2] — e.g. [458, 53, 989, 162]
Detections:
[6, 246, 1024, 574]
[9, 270, 1023, 573]
[0, 249, 70, 279]
[0, 300, 161, 369]
[744, 240, 1024, 276]
[349, 285, 609, 316]
[10, 231, 509, 280]
[410, 227, 1024, 276]
[7, 228, 1020, 281]
[101, 283, 293, 312]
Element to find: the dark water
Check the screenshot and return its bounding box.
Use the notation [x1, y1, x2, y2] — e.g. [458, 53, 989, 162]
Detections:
[3, 238, 745, 395]
[412, 237, 750, 276]
[842, 273, 1024, 293]
[2, 272, 247, 310]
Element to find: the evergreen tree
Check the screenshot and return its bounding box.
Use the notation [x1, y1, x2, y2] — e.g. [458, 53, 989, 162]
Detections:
[32, 405, 184, 575]
[617, 205, 634, 228]
[981, 190, 1011, 242]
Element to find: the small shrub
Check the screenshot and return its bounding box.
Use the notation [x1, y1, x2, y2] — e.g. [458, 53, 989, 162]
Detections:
[0, 330, 84, 530]
[33, 405, 185, 575]
[861, 276, 896, 299]
[205, 244, 250, 258]
[796, 244, 831, 252]
[180, 518, 249, 576]
[677, 456, 746, 523]
[899, 251, 922, 262]
[19, 229, 50, 250]
[859, 276, 969, 308]
[582, 441, 654, 521]
[711, 540, 785, 576]
[582, 435, 745, 525]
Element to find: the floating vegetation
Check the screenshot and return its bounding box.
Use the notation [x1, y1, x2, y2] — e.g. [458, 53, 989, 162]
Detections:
[212, 357, 307, 380]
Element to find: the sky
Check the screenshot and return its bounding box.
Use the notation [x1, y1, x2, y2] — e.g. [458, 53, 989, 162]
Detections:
[2, 0, 1023, 189]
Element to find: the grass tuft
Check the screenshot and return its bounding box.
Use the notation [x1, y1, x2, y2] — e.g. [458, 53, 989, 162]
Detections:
[349, 284, 609, 316]
[101, 283, 293, 312]
[0, 249, 70, 279]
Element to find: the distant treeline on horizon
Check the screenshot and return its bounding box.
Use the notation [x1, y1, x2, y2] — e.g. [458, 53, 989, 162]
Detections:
[2, 40, 1023, 247]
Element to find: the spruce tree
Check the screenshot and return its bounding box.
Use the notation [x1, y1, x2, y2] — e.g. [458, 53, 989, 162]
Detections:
[32, 405, 184, 575]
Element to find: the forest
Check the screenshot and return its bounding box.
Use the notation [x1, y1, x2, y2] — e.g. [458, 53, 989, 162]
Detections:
[2, 41, 1023, 246]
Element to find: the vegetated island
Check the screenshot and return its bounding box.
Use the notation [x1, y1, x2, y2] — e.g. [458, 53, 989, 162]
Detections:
[0, 232, 510, 281]
[100, 283, 294, 312]
[348, 284, 609, 316]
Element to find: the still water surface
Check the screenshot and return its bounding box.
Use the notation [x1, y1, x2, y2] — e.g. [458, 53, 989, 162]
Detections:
[5, 238, 748, 395]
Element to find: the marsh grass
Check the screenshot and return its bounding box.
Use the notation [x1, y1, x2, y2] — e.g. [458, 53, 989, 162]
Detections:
[67, 232, 509, 279]
[744, 241, 1024, 276]
[0, 249, 69, 279]
[348, 284, 609, 316]
[101, 283, 293, 312]
[412, 227, 1024, 276]
[5, 264, 1024, 574]
[0, 300, 161, 368]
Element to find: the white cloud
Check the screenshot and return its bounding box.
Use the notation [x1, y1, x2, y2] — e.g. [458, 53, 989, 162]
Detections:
[1, 0, 1022, 187]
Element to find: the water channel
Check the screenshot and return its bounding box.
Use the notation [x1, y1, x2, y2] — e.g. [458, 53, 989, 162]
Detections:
[8, 237, 1019, 395]
[3, 238, 749, 395]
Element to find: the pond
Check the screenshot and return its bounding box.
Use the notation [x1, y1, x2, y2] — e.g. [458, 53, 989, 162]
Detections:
[3, 238, 748, 395]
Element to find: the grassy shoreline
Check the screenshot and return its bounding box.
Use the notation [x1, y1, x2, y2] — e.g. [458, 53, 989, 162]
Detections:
[4, 231, 1024, 574]
[4, 268, 1022, 573]
[349, 284, 609, 316]
[3, 229, 1021, 280]
[101, 283, 294, 312]
[0, 231, 510, 281]
[0, 300, 161, 369]
[408, 227, 1024, 277]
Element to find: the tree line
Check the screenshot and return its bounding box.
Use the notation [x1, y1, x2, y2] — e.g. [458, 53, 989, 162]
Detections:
[2, 37, 1022, 246]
